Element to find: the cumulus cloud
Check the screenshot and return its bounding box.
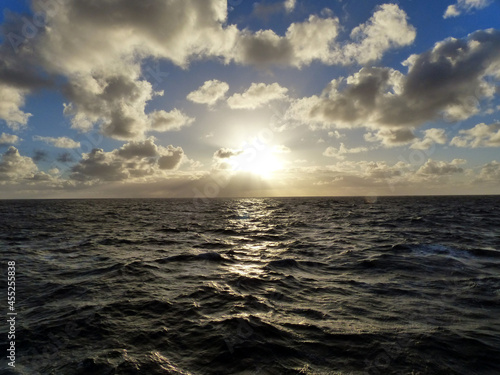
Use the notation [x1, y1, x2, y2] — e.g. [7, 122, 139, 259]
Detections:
[0, 1, 418, 134]
[417, 158, 466, 175]
[227, 83, 288, 109]
[158, 146, 184, 170]
[214, 148, 243, 159]
[1, 0, 232, 139]
[450, 123, 500, 147]
[33, 136, 81, 148]
[0, 147, 38, 181]
[0, 85, 32, 130]
[476, 160, 500, 181]
[70, 138, 185, 182]
[323, 143, 369, 159]
[444, 0, 492, 18]
[365, 128, 416, 147]
[187, 80, 230, 106]
[253, 0, 297, 18]
[341, 4, 416, 65]
[148, 109, 194, 132]
[57, 152, 75, 163]
[235, 4, 415, 68]
[287, 29, 500, 132]
[0, 133, 21, 146]
[410, 128, 447, 150]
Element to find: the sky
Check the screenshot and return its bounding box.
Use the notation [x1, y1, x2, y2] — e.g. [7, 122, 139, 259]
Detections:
[0, 0, 500, 199]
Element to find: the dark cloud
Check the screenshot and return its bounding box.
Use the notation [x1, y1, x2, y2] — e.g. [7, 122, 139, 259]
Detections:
[214, 148, 243, 159]
[117, 138, 158, 159]
[288, 29, 500, 131]
[70, 138, 185, 182]
[57, 152, 75, 163]
[32, 149, 49, 162]
[158, 146, 184, 170]
[71, 148, 129, 182]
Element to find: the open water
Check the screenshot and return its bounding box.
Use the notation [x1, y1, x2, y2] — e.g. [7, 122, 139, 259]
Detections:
[1, 196, 500, 374]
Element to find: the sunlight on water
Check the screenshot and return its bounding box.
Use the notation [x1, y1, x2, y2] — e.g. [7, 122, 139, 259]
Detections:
[1, 196, 499, 374]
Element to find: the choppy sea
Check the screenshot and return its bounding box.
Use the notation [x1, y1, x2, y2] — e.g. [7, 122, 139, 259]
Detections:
[1, 196, 500, 375]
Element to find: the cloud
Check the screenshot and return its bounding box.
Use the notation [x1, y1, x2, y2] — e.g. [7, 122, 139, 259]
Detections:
[33, 136, 81, 148]
[32, 150, 49, 163]
[444, 0, 493, 18]
[0, 147, 38, 181]
[365, 128, 416, 147]
[227, 83, 288, 109]
[2, 0, 233, 139]
[323, 143, 369, 159]
[410, 128, 447, 150]
[272, 145, 291, 153]
[284, 0, 297, 13]
[0, 133, 21, 146]
[214, 148, 243, 159]
[328, 131, 343, 139]
[416, 158, 466, 175]
[158, 146, 184, 170]
[234, 14, 338, 68]
[450, 123, 500, 147]
[148, 109, 194, 132]
[253, 0, 296, 18]
[0, 85, 32, 130]
[0, 1, 418, 135]
[187, 80, 230, 106]
[235, 4, 415, 68]
[62, 73, 162, 140]
[70, 138, 185, 182]
[286, 29, 500, 132]
[57, 152, 75, 163]
[476, 160, 500, 181]
[341, 4, 416, 65]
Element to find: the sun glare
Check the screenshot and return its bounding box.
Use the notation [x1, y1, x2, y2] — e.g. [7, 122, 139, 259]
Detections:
[230, 145, 284, 179]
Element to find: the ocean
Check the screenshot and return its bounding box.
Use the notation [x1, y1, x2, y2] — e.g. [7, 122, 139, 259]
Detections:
[1, 196, 499, 375]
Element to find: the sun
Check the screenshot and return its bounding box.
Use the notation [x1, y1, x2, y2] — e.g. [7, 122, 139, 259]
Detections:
[230, 144, 284, 179]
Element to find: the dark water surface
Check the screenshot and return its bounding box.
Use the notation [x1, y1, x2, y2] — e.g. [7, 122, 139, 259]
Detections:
[1, 196, 500, 374]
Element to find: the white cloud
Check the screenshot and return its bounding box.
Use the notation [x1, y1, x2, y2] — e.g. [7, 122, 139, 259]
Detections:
[450, 123, 500, 148]
[341, 4, 416, 64]
[323, 143, 369, 159]
[328, 131, 343, 139]
[235, 4, 415, 68]
[253, 0, 297, 17]
[272, 145, 291, 153]
[417, 159, 466, 175]
[148, 109, 194, 132]
[227, 83, 289, 109]
[0, 85, 31, 130]
[33, 136, 81, 148]
[187, 80, 229, 106]
[476, 160, 500, 181]
[0, 1, 418, 135]
[410, 128, 447, 150]
[0, 147, 38, 182]
[284, 0, 297, 13]
[444, 0, 493, 18]
[0, 133, 21, 145]
[19, 0, 236, 140]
